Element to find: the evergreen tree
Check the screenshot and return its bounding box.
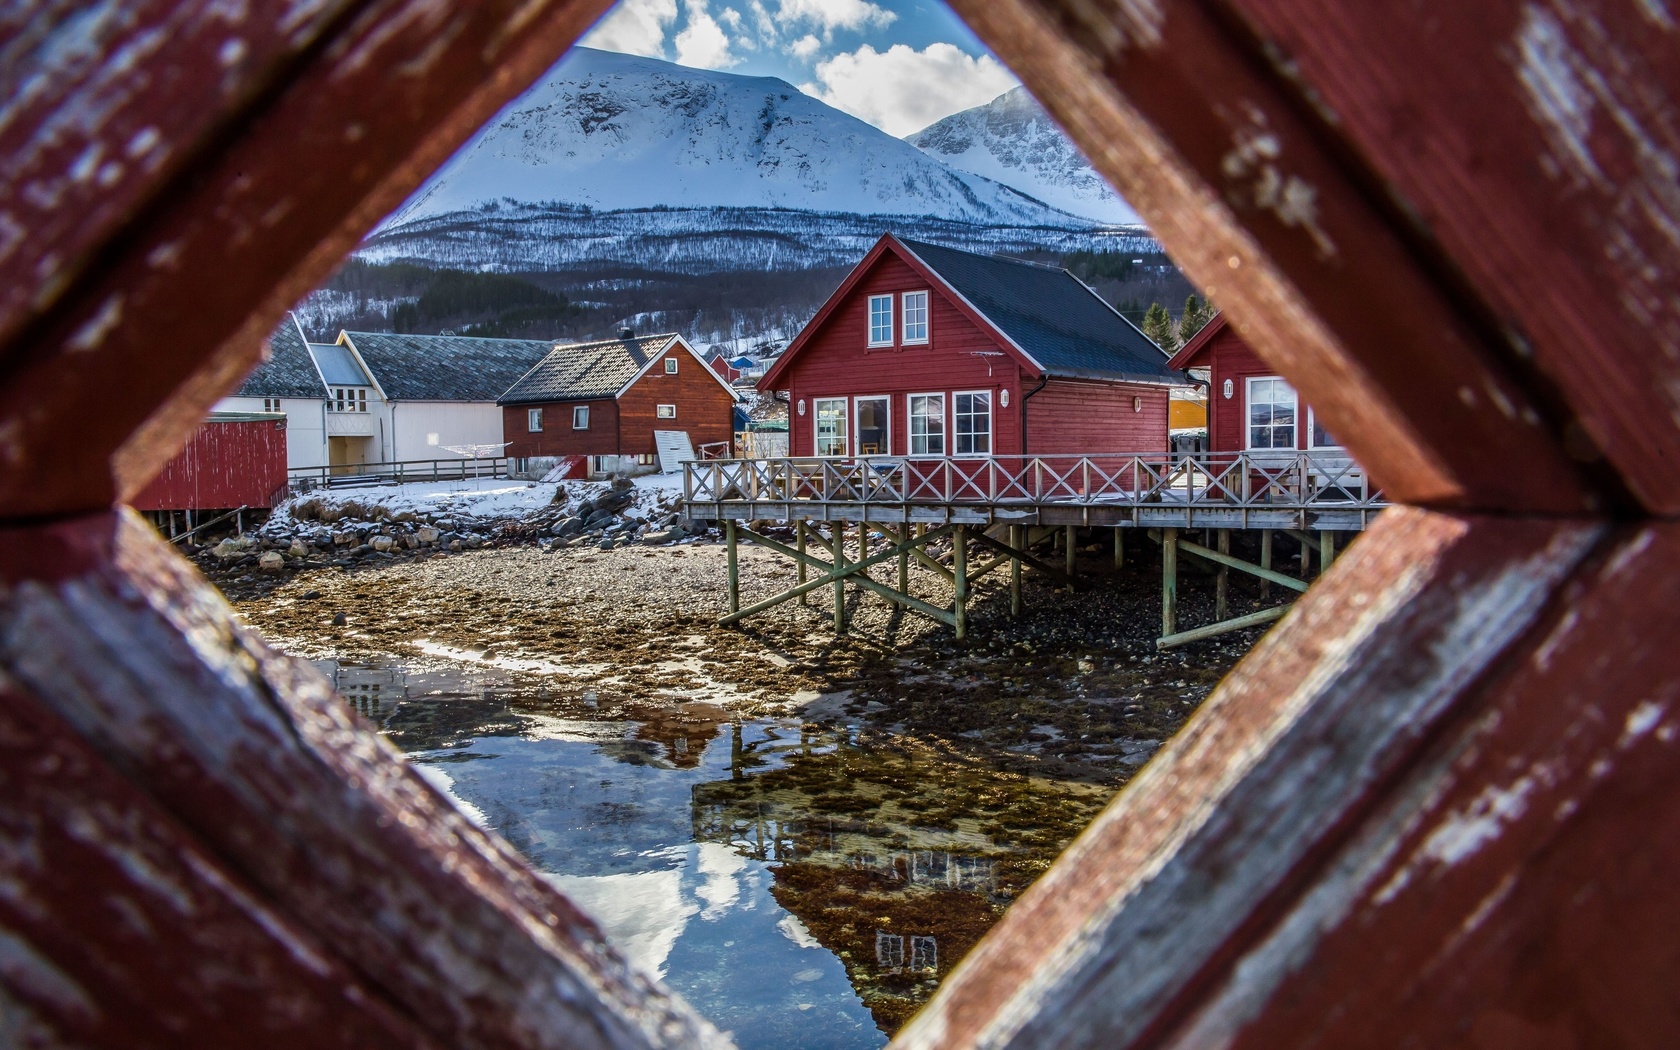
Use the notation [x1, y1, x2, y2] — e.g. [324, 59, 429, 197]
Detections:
[1179, 294, 1213, 343]
[1141, 301, 1177, 352]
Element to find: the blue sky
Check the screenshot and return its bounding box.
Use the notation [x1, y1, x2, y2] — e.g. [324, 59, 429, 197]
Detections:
[578, 0, 1020, 136]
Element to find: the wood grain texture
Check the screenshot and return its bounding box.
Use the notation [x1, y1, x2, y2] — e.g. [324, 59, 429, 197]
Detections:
[0, 0, 616, 519]
[0, 510, 727, 1050]
[1217, 0, 1680, 515]
[892, 507, 1601, 1049]
[943, 0, 1594, 514]
[1164, 521, 1680, 1049]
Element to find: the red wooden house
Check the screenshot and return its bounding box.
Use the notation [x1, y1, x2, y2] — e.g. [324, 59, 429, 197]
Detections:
[704, 350, 742, 384]
[758, 234, 1186, 460]
[130, 411, 290, 512]
[1167, 312, 1343, 455]
[499, 332, 738, 475]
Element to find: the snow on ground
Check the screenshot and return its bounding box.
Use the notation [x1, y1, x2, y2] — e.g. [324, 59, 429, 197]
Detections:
[267, 472, 688, 531]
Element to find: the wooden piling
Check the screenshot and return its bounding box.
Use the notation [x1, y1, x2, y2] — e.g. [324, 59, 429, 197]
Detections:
[1114, 527, 1124, 570]
[796, 521, 808, 605]
[1010, 524, 1023, 618]
[725, 520, 740, 616]
[831, 523, 846, 633]
[953, 524, 969, 640]
[898, 523, 910, 595]
[1065, 525, 1076, 593]
[1260, 529, 1273, 600]
[1216, 528, 1230, 621]
[1322, 529, 1337, 573]
[1162, 526, 1179, 638]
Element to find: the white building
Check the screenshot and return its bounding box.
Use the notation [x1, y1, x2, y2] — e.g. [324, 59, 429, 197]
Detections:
[218, 315, 555, 473]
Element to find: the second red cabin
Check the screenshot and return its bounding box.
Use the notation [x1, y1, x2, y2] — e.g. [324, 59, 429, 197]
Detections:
[758, 235, 1187, 459]
[1167, 312, 1344, 455]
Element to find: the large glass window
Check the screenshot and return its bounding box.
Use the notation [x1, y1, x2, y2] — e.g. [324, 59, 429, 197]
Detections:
[855, 396, 889, 454]
[527, 407, 543, 432]
[954, 391, 991, 456]
[815, 397, 848, 456]
[868, 295, 893, 346]
[1247, 376, 1298, 449]
[909, 393, 945, 456]
[902, 291, 929, 344]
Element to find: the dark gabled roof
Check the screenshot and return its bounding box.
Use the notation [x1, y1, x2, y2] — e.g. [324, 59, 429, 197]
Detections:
[498, 333, 680, 405]
[236, 315, 324, 398]
[1166, 311, 1228, 370]
[895, 237, 1184, 384]
[341, 331, 559, 401]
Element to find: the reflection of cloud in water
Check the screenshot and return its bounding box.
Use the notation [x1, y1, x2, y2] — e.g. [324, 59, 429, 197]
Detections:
[410, 761, 491, 829]
[778, 913, 822, 950]
[696, 841, 750, 920]
[545, 867, 697, 980]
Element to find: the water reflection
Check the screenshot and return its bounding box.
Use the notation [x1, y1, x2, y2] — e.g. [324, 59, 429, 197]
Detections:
[315, 658, 1105, 1045]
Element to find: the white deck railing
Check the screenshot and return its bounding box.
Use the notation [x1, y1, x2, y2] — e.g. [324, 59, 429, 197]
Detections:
[683, 452, 1384, 513]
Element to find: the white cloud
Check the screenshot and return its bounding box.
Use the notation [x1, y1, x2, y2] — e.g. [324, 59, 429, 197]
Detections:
[674, 0, 742, 68]
[789, 33, 821, 59]
[580, 0, 679, 57]
[777, 0, 895, 35]
[804, 42, 1019, 137]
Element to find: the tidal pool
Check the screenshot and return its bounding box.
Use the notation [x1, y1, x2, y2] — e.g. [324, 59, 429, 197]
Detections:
[320, 657, 1109, 1047]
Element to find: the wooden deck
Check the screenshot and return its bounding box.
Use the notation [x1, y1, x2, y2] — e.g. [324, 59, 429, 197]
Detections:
[681, 452, 1386, 531]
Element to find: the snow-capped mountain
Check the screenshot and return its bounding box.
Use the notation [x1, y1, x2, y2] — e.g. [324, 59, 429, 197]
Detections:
[386, 47, 1098, 230]
[906, 87, 1140, 225]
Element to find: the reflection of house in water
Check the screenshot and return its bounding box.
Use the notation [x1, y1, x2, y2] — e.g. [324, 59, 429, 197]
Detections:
[626, 701, 730, 769]
[313, 660, 407, 723]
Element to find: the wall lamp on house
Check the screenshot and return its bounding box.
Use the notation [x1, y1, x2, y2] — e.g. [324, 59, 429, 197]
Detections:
[1133, 396, 1143, 412]
[1000, 389, 1010, 408]
[1223, 379, 1234, 399]
[797, 398, 805, 416]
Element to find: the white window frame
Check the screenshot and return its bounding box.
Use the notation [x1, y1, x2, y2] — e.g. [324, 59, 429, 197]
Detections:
[664, 357, 678, 374]
[953, 390, 992, 457]
[527, 407, 543, 433]
[1245, 376, 1299, 451]
[1306, 406, 1342, 450]
[572, 405, 590, 430]
[656, 404, 677, 419]
[867, 294, 894, 347]
[908, 392, 947, 457]
[814, 397, 848, 457]
[901, 290, 929, 345]
[852, 395, 891, 456]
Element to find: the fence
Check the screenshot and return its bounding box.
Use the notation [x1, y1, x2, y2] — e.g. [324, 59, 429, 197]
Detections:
[684, 452, 1382, 515]
[287, 456, 511, 493]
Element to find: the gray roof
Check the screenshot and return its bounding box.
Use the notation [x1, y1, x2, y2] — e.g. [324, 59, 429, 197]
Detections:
[309, 343, 371, 387]
[896, 237, 1183, 384]
[343, 331, 560, 401]
[236, 316, 325, 398]
[499, 334, 680, 405]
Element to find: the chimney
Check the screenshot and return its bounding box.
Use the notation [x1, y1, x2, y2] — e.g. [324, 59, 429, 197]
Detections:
[619, 327, 635, 340]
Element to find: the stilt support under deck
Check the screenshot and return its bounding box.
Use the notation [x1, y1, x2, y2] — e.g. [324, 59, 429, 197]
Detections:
[954, 525, 969, 641]
[1162, 527, 1178, 639]
[726, 520, 740, 617]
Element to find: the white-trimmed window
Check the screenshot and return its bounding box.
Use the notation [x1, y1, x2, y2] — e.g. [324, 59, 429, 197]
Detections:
[262, 397, 282, 413]
[902, 290, 929, 344]
[573, 405, 590, 429]
[656, 404, 677, 419]
[954, 391, 991, 456]
[868, 295, 894, 346]
[1307, 407, 1341, 449]
[815, 397, 848, 456]
[1247, 376, 1298, 450]
[664, 358, 678, 374]
[909, 393, 945, 456]
[527, 407, 543, 432]
[855, 396, 889, 455]
[330, 387, 368, 413]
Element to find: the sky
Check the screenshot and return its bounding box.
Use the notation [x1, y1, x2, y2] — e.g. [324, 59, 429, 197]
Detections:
[577, 0, 1020, 137]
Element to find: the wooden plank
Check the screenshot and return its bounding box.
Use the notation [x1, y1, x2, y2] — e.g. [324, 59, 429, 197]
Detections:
[0, 0, 618, 519]
[0, 511, 725, 1050]
[1177, 538, 1309, 594]
[893, 507, 1600, 1050]
[944, 0, 1595, 514]
[1157, 604, 1289, 650]
[719, 523, 956, 626]
[1216, 0, 1680, 514]
[1164, 521, 1680, 1048]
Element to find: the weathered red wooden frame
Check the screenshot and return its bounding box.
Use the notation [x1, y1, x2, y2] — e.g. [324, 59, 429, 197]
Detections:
[3, 1, 1676, 1047]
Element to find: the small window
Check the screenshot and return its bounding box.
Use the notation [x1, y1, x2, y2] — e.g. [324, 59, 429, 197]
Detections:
[954, 391, 991, 456]
[656, 404, 677, 419]
[527, 407, 543, 432]
[573, 405, 590, 430]
[867, 294, 894, 347]
[815, 397, 848, 456]
[664, 358, 678, 374]
[1247, 376, 1298, 450]
[356, 388, 367, 412]
[909, 393, 945, 456]
[902, 290, 929, 344]
[262, 397, 282, 413]
[637, 453, 657, 466]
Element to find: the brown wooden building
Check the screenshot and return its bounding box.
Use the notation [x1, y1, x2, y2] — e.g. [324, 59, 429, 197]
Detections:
[499, 332, 738, 474]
